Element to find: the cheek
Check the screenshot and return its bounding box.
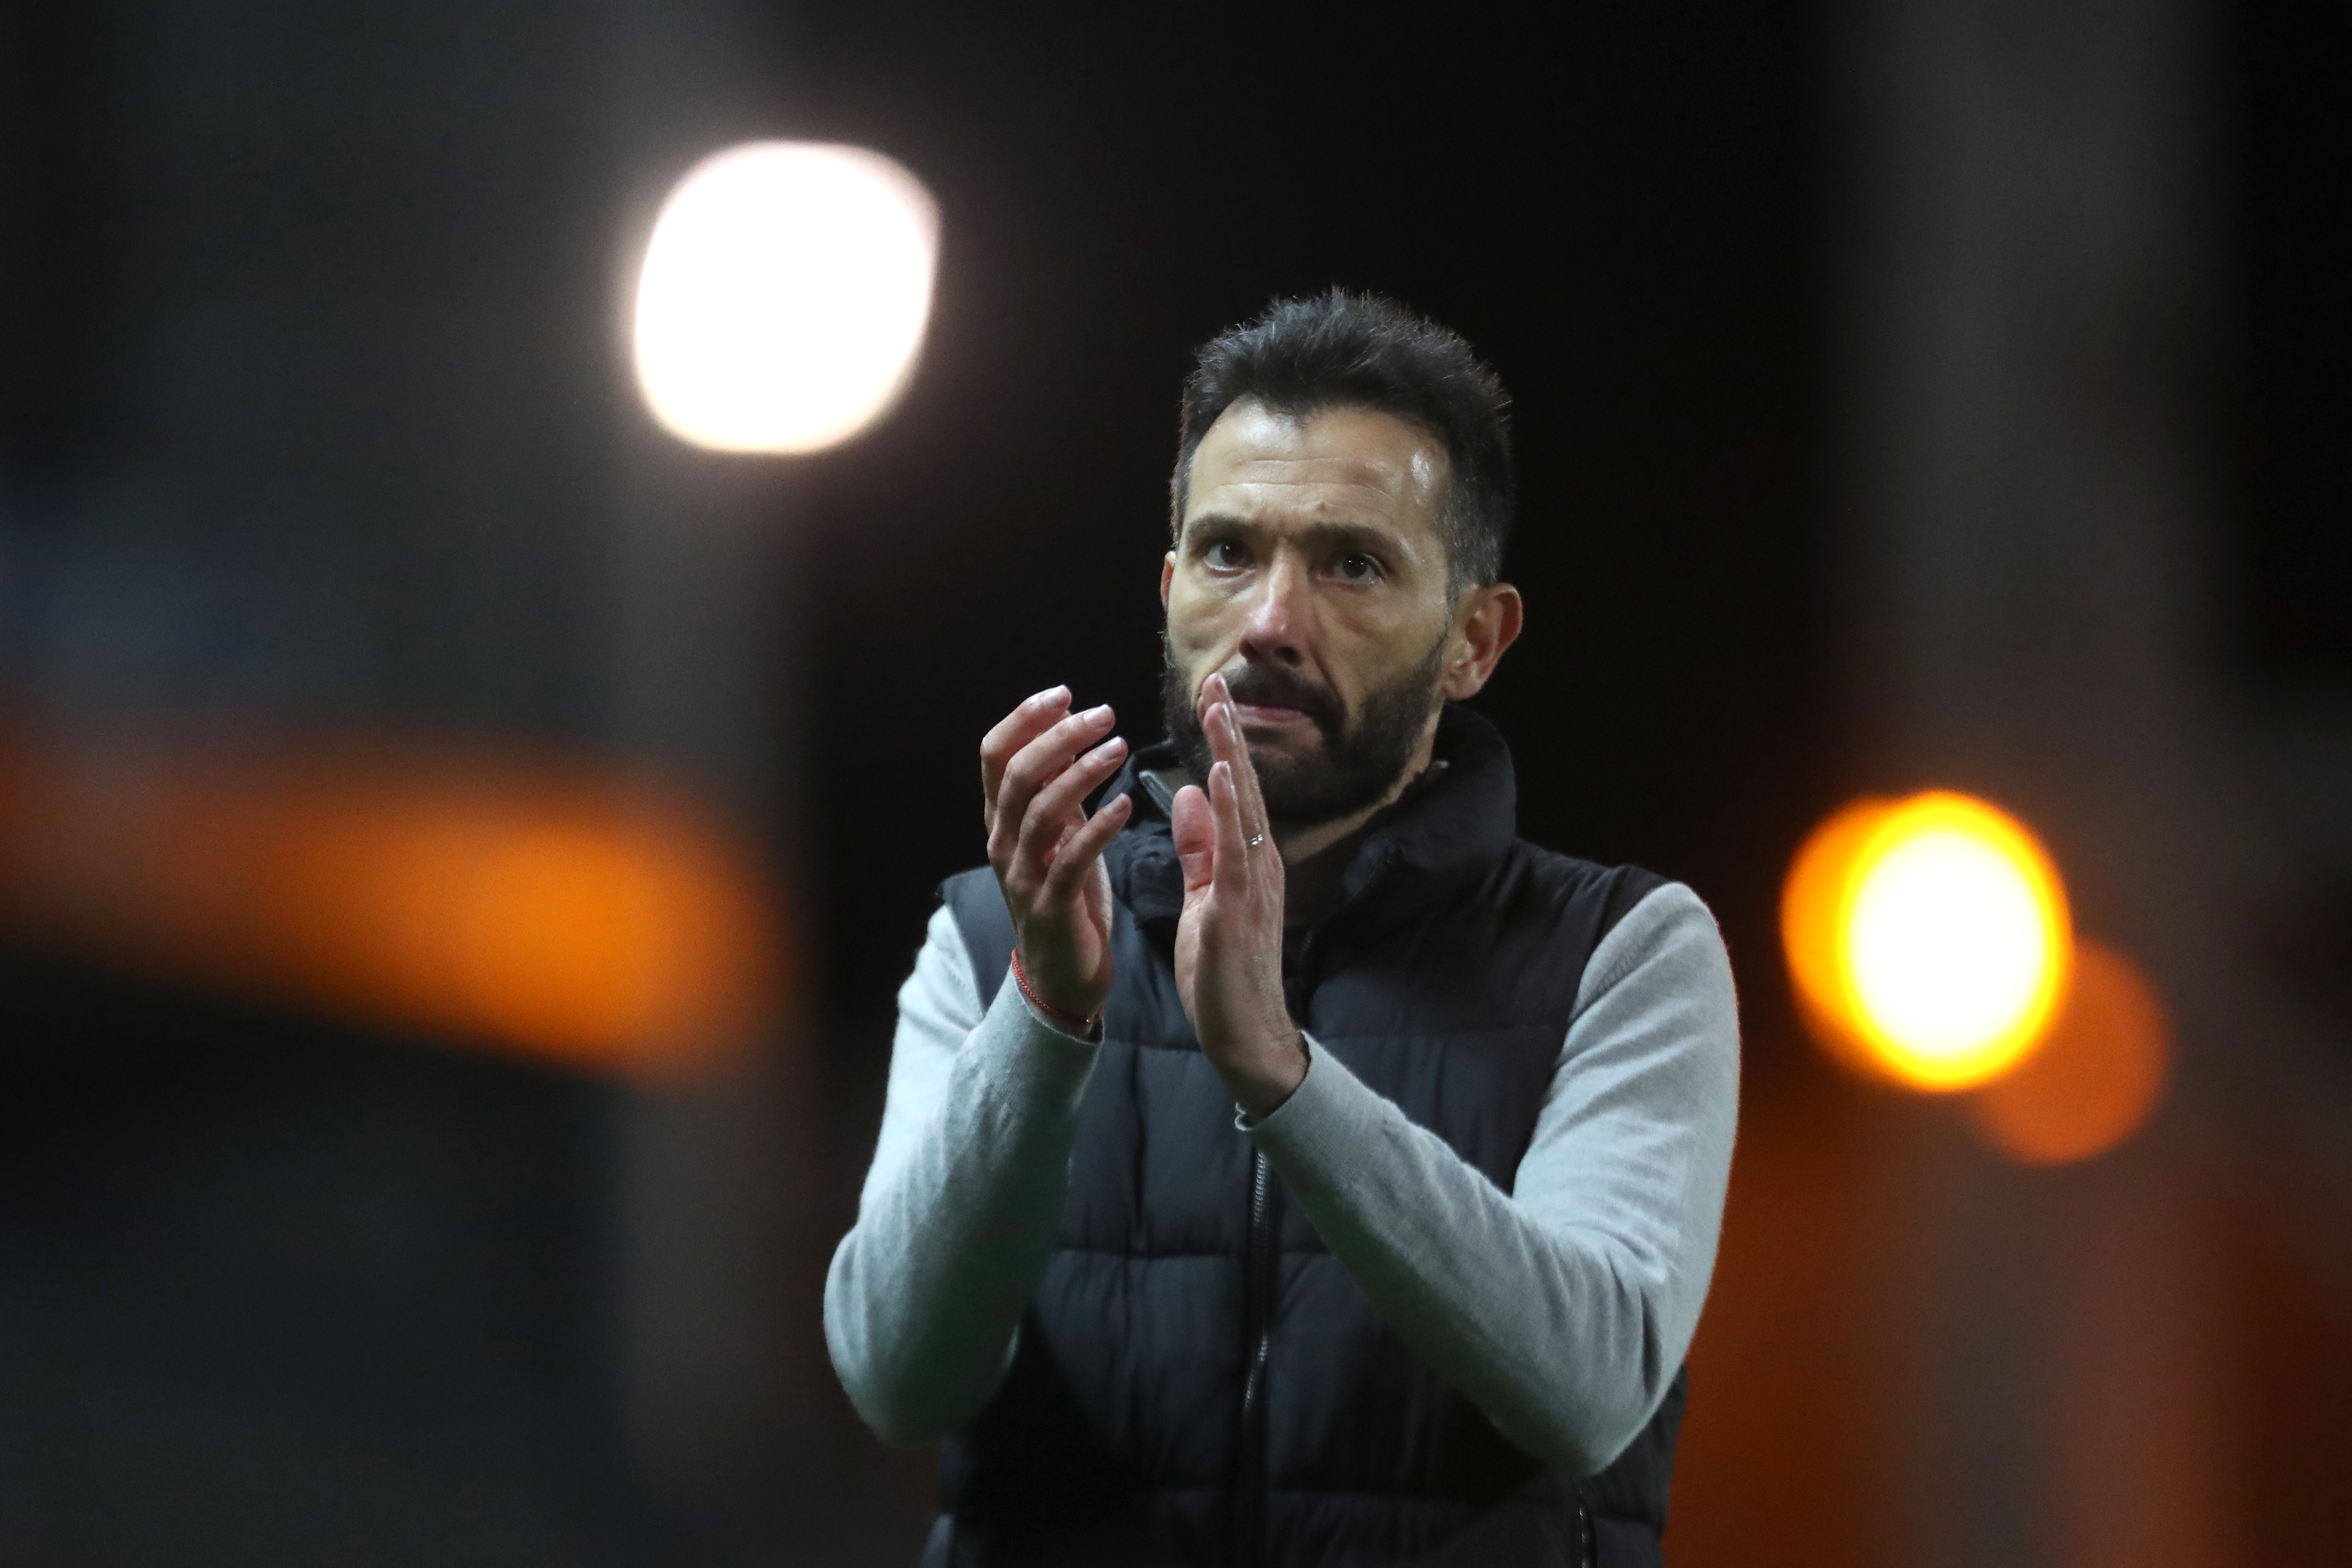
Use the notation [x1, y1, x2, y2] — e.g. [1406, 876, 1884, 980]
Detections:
[1165, 585, 1232, 661]
[1335, 608, 1450, 695]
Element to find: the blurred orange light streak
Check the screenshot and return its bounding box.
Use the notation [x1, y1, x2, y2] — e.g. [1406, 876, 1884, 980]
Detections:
[0, 718, 782, 1080]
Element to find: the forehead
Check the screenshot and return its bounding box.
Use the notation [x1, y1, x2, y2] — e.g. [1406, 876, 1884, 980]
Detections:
[1183, 401, 1448, 539]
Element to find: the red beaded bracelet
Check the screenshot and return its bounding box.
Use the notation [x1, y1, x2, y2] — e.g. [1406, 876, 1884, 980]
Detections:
[1010, 950, 1103, 1037]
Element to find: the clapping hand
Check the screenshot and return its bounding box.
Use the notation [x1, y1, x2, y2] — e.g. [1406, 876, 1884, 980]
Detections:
[980, 686, 1135, 1029]
[1170, 673, 1308, 1116]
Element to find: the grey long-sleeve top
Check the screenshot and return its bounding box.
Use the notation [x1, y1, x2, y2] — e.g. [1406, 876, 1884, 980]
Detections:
[823, 880, 1740, 1477]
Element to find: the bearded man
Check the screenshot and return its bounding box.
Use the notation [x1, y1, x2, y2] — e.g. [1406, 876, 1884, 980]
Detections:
[826, 292, 1740, 1568]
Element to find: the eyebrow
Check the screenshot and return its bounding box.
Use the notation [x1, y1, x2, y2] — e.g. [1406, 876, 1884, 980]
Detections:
[1184, 515, 1404, 557]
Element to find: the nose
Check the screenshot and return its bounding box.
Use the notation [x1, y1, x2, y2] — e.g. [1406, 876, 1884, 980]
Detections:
[1237, 551, 1308, 669]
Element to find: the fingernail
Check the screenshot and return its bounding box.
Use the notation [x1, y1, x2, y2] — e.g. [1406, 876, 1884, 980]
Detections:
[1035, 685, 1070, 707]
[1087, 737, 1125, 764]
[1082, 704, 1113, 726]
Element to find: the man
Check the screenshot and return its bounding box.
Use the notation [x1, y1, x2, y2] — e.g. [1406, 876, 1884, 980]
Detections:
[827, 292, 1739, 1568]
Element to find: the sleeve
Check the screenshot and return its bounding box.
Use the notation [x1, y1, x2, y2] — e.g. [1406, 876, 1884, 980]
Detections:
[1242, 881, 1740, 1475]
[822, 900, 1104, 1445]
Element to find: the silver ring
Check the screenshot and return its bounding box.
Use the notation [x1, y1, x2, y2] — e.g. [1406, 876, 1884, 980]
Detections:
[1245, 833, 1265, 849]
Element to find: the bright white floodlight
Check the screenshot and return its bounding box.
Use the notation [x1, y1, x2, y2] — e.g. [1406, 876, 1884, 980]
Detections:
[633, 142, 939, 454]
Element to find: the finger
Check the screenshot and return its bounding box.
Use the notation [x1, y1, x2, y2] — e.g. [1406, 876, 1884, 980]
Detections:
[1209, 695, 1272, 854]
[990, 703, 1116, 869]
[999, 706, 1115, 845]
[980, 686, 1073, 826]
[1031, 735, 1126, 847]
[1201, 674, 1266, 830]
[1201, 673, 1241, 773]
[1208, 758, 1250, 900]
[1014, 735, 1128, 889]
[1172, 784, 1213, 893]
[1040, 792, 1133, 904]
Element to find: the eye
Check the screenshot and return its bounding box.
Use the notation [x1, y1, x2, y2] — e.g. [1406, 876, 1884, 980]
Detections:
[1205, 540, 1249, 570]
[1333, 553, 1381, 583]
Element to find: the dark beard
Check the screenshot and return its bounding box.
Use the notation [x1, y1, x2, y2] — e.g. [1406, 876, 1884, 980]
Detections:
[1159, 631, 1450, 832]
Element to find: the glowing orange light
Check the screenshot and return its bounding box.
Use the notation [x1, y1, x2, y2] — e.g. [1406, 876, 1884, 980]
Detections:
[0, 721, 781, 1080]
[1782, 791, 2072, 1091]
[1964, 939, 2168, 1164]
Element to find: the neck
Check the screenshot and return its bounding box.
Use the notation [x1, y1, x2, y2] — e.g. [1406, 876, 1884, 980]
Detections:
[1277, 717, 1441, 926]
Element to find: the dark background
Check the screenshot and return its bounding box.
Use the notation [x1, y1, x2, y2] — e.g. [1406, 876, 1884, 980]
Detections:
[2235, 0, 2352, 687]
[785, 0, 1824, 1083]
[0, 2, 2344, 1565]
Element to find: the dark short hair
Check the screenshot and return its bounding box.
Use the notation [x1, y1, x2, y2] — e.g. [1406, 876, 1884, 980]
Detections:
[1171, 290, 1515, 590]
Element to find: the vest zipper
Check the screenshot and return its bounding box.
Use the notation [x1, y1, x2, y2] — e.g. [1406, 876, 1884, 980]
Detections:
[1235, 1147, 1275, 1566]
[1234, 865, 1390, 1565]
[1232, 925, 1318, 1568]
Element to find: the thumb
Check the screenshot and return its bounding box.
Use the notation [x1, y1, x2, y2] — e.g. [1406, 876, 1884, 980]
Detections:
[1171, 783, 1213, 894]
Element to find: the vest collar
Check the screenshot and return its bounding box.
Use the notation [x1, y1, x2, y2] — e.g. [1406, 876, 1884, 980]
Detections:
[1105, 703, 1519, 937]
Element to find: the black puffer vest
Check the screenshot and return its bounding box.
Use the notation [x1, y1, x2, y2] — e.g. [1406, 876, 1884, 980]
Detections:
[927, 706, 1686, 1568]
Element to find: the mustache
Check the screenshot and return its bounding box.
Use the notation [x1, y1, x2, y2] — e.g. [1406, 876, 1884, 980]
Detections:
[1208, 662, 1344, 736]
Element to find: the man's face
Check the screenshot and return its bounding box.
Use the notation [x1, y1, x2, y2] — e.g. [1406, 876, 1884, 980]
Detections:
[1160, 400, 1460, 830]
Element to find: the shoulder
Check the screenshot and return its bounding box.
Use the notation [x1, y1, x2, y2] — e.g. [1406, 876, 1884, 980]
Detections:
[1491, 843, 1731, 1018]
[1498, 839, 1673, 948]
[1568, 878, 1734, 1025]
[934, 866, 1012, 1012]
[938, 865, 1008, 949]
[940, 863, 999, 907]
[897, 899, 986, 1039]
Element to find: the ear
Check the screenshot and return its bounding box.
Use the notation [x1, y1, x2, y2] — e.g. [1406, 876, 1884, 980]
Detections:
[1442, 582, 1524, 700]
[1160, 551, 1175, 610]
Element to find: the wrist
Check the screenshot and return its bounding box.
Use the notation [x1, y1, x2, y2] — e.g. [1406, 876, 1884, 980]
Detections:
[1010, 950, 1103, 1039]
[1223, 1028, 1308, 1120]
